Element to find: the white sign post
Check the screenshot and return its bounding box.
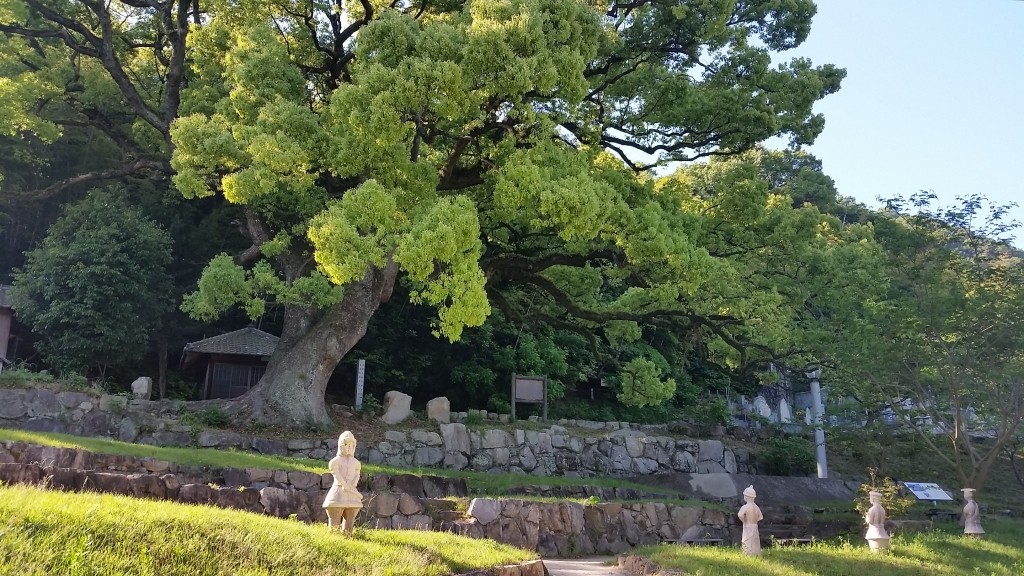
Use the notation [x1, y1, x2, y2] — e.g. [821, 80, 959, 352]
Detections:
[355, 359, 366, 411]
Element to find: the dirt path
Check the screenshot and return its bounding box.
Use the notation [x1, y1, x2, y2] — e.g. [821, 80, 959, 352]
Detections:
[544, 557, 630, 576]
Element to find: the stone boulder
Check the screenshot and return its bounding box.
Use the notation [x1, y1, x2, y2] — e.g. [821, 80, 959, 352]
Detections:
[468, 498, 502, 526]
[260, 486, 312, 521]
[131, 377, 153, 401]
[381, 391, 412, 425]
[426, 397, 451, 424]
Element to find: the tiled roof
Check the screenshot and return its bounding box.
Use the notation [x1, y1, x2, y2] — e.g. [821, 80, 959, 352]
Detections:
[183, 326, 279, 357]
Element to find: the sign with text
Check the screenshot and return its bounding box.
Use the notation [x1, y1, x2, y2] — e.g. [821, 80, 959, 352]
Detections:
[511, 373, 547, 421]
[903, 482, 953, 501]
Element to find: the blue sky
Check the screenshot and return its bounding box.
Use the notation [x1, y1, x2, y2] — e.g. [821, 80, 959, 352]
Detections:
[784, 0, 1024, 240]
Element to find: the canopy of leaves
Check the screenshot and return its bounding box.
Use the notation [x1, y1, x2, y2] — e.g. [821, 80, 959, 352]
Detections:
[10, 188, 174, 374]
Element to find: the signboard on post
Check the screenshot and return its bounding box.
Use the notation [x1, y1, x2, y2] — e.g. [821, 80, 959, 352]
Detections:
[511, 373, 547, 421]
[903, 482, 953, 501]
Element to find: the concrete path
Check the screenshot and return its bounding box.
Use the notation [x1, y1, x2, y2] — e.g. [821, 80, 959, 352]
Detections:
[544, 557, 629, 576]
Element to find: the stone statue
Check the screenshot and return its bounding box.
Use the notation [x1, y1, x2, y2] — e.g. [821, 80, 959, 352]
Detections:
[323, 431, 363, 535]
[864, 491, 890, 553]
[962, 488, 984, 538]
[736, 485, 763, 556]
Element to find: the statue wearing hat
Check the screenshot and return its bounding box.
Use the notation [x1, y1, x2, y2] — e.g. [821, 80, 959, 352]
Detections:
[864, 491, 890, 553]
[962, 488, 984, 538]
[736, 485, 763, 556]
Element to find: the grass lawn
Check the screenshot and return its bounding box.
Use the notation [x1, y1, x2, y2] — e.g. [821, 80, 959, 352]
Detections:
[0, 484, 535, 576]
[0, 427, 686, 501]
[629, 519, 1024, 575]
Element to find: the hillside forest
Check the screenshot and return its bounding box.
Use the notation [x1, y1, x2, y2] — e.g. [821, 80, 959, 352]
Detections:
[1, 1, 1022, 489]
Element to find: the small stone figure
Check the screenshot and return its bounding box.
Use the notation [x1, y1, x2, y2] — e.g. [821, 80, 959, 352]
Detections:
[323, 431, 362, 535]
[962, 488, 984, 538]
[864, 490, 890, 554]
[736, 485, 763, 556]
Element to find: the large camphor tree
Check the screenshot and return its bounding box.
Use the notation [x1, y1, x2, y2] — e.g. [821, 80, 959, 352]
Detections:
[1, 0, 847, 426]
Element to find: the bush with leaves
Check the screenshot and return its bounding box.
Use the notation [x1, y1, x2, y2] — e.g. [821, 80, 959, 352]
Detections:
[853, 468, 916, 519]
[752, 437, 816, 476]
[11, 189, 173, 376]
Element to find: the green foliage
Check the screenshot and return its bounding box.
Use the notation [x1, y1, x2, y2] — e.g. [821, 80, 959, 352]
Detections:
[853, 468, 916, 519]
[485, 395, 511, 415]
[836, 193, 1024, 490]
[10, 189, 173, 375]
[358, 394, 383, 417]
[616, 357, 677, 408]
[0, 367, 55, 388]
[1, 0, 855, 423]
[180, 407, 232, 429]
[752, 437, 816, 476]
[683, 398, 732, 427]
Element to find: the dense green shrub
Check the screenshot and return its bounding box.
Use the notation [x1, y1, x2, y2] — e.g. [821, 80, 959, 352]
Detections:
[752, 436, 816, 476]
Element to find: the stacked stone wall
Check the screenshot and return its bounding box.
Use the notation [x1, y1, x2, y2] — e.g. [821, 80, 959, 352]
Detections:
[0, 388, 752, 477]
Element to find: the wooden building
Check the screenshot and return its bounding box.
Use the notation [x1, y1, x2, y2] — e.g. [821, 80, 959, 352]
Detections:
[181, 327, 279, 400]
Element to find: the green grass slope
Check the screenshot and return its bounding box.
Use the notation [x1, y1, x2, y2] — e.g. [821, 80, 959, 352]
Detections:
[0, 485, 534, 576]
[630, 520, 1024, 576]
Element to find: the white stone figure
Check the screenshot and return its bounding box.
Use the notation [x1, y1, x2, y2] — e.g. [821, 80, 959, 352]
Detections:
[864, 491, 890, 553]
[736, 485, 763, 556]
[962, 488, 985, 538]
[779, 399, 793, 423]
[323, 431, 363, 535]
[804, 408, 813, 425]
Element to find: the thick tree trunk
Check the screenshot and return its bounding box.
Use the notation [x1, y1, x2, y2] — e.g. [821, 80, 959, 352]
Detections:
[231, 262, 399, 427]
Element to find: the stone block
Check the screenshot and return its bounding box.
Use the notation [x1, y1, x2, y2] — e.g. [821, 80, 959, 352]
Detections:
[0, 462, 42, 485]
[398, 493, 424, 515]
[381, 391, 412, 425]
[413, 446, 444, 467]
[130, 377, 152, 401]
[384, 430, 407, 443]
[25, 389, 62, 418]
[390, 474, 424, 497]
[0, 389, 27, 419]
[251, 437, 288, 456]
[411, 430, 443, 446]
[482, 429, 512, 449]
[406, 514, 433, 530]
[85, 472, 130, 495]
[439, 422, 471, 455]
[127, 473, 166, 499]
[41, 467, 81, 491]
[374, 492, 400, 517]
[468, 498, 501, 526]
[287, 471, 322, 491]
[178, 483, 217, 505]
[259, 486, 311, 520]
[426, 397, 451, 424]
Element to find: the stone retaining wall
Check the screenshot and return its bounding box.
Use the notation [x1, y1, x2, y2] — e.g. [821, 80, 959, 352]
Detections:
[0, 459, 734, 556]
[461, 497, 734, 556]
[0, 387, 751, 477]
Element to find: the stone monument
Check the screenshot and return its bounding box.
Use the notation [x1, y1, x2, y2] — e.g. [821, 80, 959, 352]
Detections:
[323, 431, 363, 535]
[864, 490, 890, 553]
[737, 485, 763, 556]
[962, 488, 984, 538]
